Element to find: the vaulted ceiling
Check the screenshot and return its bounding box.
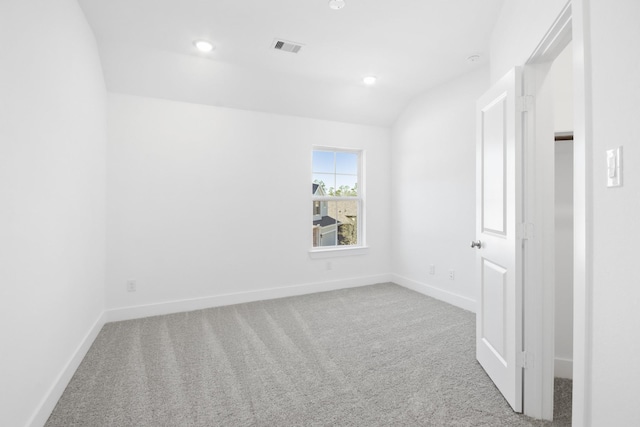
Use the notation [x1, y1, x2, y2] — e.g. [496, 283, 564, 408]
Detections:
[78, 0, 504, 126]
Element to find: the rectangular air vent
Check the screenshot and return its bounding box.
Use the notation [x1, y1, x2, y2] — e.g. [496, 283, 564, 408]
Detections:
[271, 39, 303, 53]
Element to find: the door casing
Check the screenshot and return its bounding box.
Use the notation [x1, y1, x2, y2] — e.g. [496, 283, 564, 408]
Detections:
[519, 1, 593, 424]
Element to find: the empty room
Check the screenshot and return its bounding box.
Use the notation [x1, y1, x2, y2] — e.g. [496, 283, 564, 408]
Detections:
[1, 0, 638, 426]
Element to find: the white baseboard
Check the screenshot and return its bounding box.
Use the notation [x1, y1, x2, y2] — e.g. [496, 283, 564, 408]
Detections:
[106, 274, 393, 322]
[554, 357, 573, 379]
[28, 311, 106, 427]
[391, 274, 476, 313]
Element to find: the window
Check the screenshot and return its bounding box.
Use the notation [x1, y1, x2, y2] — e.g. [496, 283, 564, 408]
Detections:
[311, 149, 362, 249]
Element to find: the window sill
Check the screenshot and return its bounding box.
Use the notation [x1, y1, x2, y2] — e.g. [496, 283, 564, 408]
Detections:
[308, 246, 369, 259]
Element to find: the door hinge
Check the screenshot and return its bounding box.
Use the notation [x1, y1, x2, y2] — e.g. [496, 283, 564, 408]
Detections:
[516, 223, 535, 240]
[516, 95, 534, 112]
[517, 351, 534, 369]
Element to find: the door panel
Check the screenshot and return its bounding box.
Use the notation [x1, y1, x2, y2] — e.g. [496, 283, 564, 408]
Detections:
[475, 68, 523, 413]
[481, 96, 507, 235]
[481, 259, 507, 360]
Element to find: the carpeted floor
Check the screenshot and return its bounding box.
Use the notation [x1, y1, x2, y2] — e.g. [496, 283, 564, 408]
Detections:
[553, 378, 572, 426]
[46, 283, 571, 426]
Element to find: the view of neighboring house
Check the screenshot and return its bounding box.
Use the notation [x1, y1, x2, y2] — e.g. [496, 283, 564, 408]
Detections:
[312, 183, 358, 247]
[312, 183, 338, 247]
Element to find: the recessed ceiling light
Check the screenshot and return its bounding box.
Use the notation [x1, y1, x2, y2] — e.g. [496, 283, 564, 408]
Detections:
[328, 0, 345, 10]
[363, 76, 377, 85]
[194, 40, 215, 53]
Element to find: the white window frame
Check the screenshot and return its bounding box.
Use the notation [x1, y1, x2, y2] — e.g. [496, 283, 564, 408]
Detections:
[309, 147, 367, 257]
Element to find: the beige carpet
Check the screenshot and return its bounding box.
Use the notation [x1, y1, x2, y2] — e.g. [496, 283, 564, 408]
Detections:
[46, 283, 570, 426]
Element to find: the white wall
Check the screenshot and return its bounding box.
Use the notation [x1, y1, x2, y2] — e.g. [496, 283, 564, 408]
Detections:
[551, 43, 574, 134]
[490, 0, 568, 83]
[588, 1, 640, 425]
[0, 1, 107, 426]
[106, 93, 391, 317]
[390, 67, 489, 311]
[554, 140, 574, 379]
[491, 0, 640, 424]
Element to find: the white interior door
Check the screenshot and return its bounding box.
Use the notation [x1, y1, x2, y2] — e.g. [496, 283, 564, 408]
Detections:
[474, 68, 524, 412]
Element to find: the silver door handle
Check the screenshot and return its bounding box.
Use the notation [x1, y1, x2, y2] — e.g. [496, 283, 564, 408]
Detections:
[470, 240, 482, 249]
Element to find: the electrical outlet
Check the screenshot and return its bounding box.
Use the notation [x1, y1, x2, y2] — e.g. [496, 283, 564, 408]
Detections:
[429, 265, 435, 275]
[326, 261, 332, 271]
[126, 280, 136, 292]
[449, 270, 455, 280]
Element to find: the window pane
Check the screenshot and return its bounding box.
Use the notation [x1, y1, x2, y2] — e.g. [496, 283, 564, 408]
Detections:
[312, 201, 338, 247]
[335, 174, 358, 196]
[337, 200, 358, 246]
[312, 151, 335, 173]
[335, 152, 358, 175]
[312, 173, 335, 195]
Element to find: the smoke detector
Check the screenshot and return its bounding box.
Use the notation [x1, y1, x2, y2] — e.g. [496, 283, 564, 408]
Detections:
[329, 0, 345, 10]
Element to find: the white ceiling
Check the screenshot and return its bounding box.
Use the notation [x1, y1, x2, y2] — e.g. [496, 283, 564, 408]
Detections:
[78, 0, 504, 126]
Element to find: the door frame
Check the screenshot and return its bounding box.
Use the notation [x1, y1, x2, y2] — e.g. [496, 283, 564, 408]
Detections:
[520, 0, 593, 424]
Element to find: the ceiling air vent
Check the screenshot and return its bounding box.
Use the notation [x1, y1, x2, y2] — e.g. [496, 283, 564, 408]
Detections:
[271, 39, 303, 54]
